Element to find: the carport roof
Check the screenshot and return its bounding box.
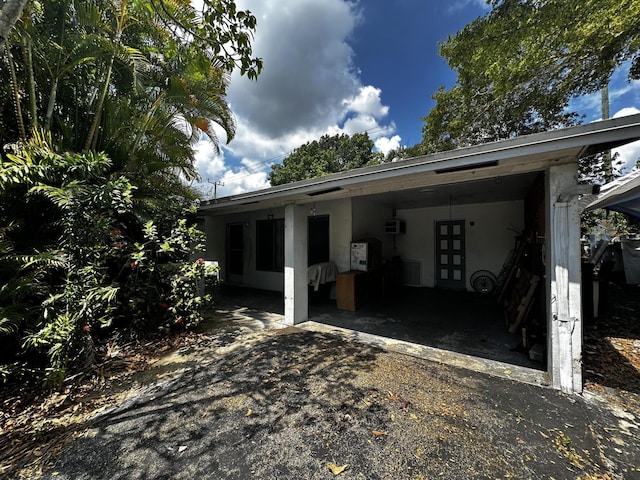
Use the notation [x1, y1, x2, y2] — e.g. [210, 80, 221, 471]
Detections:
[199, 114, 640, 215]
[586, 169, 640, 219]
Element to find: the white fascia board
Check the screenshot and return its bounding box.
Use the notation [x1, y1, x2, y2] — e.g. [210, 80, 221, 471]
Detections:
[199, 115, 640, 214]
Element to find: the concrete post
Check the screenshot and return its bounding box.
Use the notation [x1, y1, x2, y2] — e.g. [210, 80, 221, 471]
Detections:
[284, 204, 308, 325]
[546, 164, 583, 393]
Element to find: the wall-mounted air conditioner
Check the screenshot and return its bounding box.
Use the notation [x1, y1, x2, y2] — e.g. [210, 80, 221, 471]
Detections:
[384, 219, 406, 235]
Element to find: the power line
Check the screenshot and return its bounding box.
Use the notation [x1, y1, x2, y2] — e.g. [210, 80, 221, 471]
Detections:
[207, 179, 225, 202]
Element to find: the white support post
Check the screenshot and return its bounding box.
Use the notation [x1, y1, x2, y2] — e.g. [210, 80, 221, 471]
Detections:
[284, 204, 308, 325]
[546, 164, 583, 393]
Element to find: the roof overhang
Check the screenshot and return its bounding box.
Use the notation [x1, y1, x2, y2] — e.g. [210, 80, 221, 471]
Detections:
[586, 169, 640, 219]
[199, 115, 640, 216]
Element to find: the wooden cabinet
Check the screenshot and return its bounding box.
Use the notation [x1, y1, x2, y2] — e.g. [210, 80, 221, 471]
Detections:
[336, 271, 366, 311]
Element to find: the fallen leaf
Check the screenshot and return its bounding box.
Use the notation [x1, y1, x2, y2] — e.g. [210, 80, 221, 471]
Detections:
[504, 369, 512, 375]
[327, 463, 349, 475]
[246, 408, 253, 417]
[410, 413, 418, 420]
[401, 401, 411, 410]
[372, 430, 388, 437]
[178, 446, 187, 453]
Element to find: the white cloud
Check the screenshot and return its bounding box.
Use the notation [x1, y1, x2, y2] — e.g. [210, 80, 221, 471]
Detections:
[229, 0, 362, 137]
[194, 139, 226, 180]
[217, 159, 270, 197]
[193, 139, 270, 199]
[612, 106, 640, 119]
[611, 79, 640, 101]
[612, 107, 640, 175]
[446, 0, 491, 14]
[343, 86, 389, 118]
[568, 92, 602, 119]
[198, 0, 399, 195]
[375, 135, 402, 156]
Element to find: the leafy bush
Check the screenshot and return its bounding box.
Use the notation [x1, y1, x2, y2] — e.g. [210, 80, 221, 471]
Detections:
[0, 134, 214, 389]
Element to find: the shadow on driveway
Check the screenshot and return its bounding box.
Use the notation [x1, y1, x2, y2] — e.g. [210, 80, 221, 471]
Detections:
[39, 320, 640, 480]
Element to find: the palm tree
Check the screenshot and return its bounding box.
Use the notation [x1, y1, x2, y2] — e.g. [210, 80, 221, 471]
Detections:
[1, 0, 260, 186]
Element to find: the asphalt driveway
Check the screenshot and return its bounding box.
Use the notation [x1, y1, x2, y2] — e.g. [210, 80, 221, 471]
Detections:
[37, 318, 639, 480]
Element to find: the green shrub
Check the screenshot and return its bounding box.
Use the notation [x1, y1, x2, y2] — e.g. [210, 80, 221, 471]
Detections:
[0, 134, 213, 389]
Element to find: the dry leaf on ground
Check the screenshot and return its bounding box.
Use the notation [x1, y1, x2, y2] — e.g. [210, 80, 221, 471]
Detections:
[327, 463, 349, 475]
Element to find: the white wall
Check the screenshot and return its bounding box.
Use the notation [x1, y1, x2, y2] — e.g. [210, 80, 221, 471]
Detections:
[204, 197, 523, 292]
[352, 197, 396, 259]
[203, 197, 352, 291]
[313, 198, 352, 272]
[395, 200, 525, 290]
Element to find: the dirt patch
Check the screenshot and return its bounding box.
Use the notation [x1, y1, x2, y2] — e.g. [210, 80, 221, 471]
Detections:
[0, 309, 282, 480]
[2, 298, 640, 480]
[583, 284, 640, 416]
[16, 330, 635, 479]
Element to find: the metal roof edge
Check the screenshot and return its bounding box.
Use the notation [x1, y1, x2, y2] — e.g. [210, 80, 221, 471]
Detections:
[199, 114, 640, 212]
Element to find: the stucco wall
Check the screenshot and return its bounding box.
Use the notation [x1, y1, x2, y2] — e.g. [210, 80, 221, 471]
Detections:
[395, 200, 525, 290]
[203, 198, 352, 292]
[352, 197, 396, 259]
[204, 198, 523, 292]
[313, 198, 352, 272]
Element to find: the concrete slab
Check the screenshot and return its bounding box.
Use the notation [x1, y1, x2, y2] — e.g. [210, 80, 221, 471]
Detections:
[298, 320, 550, 388]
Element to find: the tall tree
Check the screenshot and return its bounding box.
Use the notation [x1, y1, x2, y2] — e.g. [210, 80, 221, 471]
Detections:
[269, 132, 382, 186]
[1, 0, 262, 187]
[0, 0, 262, 387]
[420, 0, 640, 155]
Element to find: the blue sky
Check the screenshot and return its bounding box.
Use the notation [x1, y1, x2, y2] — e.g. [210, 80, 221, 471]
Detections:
[193, 0, 640, 199]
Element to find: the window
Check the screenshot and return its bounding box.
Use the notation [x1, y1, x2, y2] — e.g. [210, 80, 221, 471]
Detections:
[256, 219, 284, 272]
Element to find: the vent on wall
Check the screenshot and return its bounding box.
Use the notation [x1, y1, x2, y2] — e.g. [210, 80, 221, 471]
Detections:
[402, 260, 422, 286]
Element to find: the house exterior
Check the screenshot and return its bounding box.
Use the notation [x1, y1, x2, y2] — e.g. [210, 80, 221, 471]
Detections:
[198, 114, 640, 394]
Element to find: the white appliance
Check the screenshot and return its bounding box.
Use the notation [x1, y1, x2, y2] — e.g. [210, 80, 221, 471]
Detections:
[350, 242, 369, 271]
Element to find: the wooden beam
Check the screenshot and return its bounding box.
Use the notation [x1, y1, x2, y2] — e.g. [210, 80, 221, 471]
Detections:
[546, 164, 583, 393]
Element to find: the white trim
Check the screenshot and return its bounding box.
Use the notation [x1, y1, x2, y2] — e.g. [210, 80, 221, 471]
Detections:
[200, 115, 640, 215]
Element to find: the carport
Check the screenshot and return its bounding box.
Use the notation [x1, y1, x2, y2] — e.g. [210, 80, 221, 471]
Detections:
[200, 114, 640, 393]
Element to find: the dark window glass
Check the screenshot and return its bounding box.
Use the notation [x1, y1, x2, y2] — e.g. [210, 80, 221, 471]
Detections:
[256, 219, 284, 272]
[308, 215, 330, 265]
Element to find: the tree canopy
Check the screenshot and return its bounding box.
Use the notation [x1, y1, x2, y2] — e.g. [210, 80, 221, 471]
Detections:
[1, 0, 262, 188]
[0, 0, 261, 388]
[269, 132, 384, 186]
[420, 0, 640, 153]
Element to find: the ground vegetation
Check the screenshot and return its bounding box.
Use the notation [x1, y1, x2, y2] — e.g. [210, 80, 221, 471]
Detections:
[0, 0, 261, 388]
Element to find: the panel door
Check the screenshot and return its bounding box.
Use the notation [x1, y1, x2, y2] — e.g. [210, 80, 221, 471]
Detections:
[435, 220, 466, 290]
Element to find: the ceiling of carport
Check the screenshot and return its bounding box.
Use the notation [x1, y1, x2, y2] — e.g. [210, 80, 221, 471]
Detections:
[358, 171, 541, 210]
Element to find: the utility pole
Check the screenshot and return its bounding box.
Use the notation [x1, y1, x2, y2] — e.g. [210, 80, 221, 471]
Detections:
[207, 179, 224, 203]
[601, 85, 613, 182]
